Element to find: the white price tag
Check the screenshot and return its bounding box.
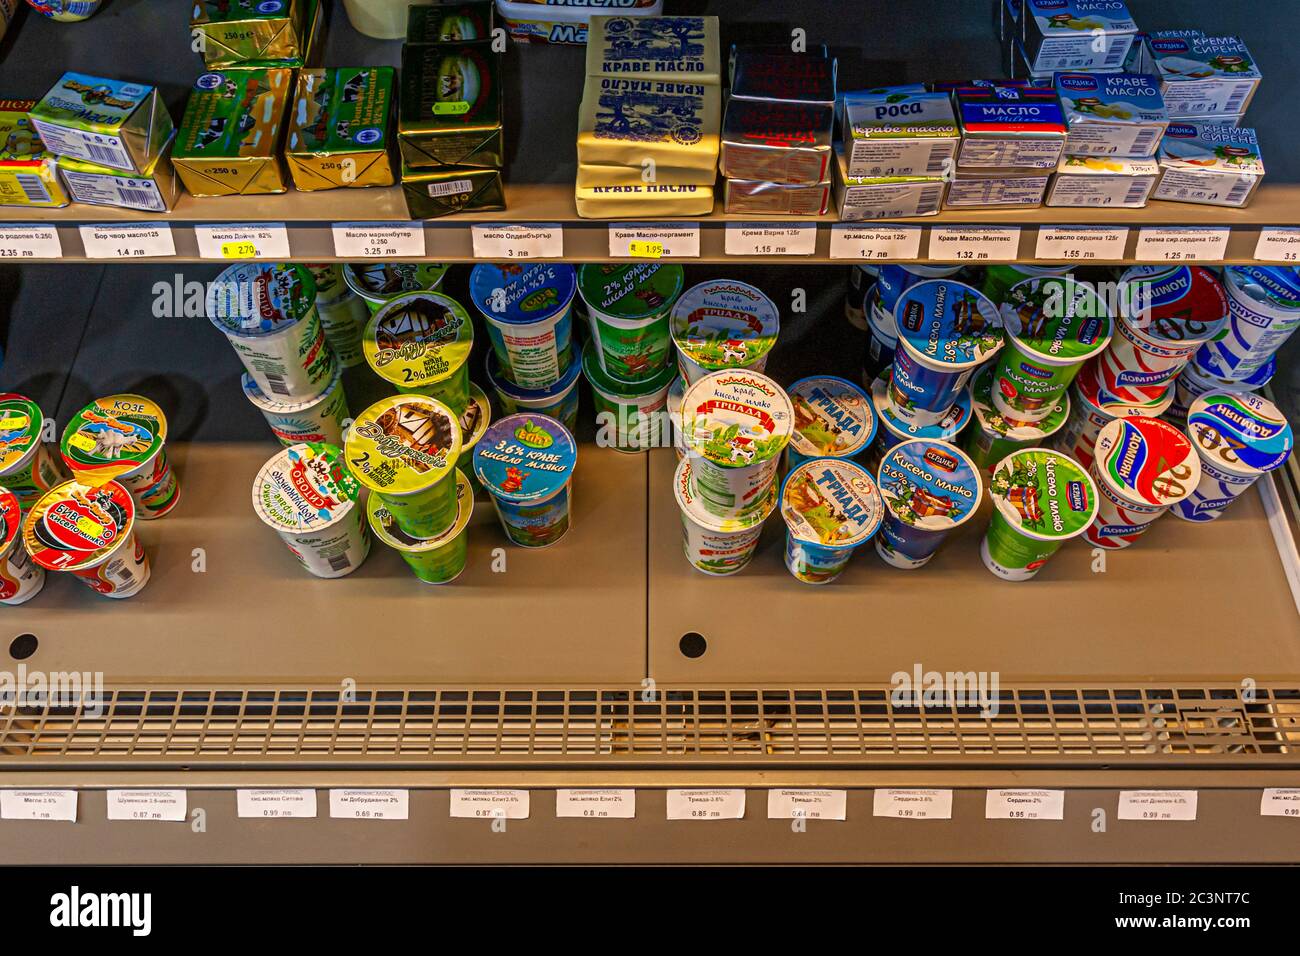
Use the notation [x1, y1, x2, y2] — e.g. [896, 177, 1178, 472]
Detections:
[328, 789, 409, 820]
[0, 789, 77, 822]
[1117, 789, 1198, 821]
[195, 223, 291, 260]
[555, 789, 636, 819]
[1254, 227, 1300, 263]
[984, 789, 1065, 820]
[666, 788, 746, 820]
[608, 223, 700, 259]
[929, 226, 1021, 262]
[829, 223, 924, 261]
[1260, 788, 1300, 818]
[0, 224, 61, 260]
[450, 788, 530, 820]
[471, 224, 563, 259]
[873, 788, 953, 819]
[106, 789, 187, 822]
[332, 222, 426, 259]
[724, 223, 817, 257]
[237, 789, 318, 819]
[1034, 226, 1129, 262]
[79, 223, 175, 260]
[766, 789, 847, 821]
[1134, 227, 1229, 263]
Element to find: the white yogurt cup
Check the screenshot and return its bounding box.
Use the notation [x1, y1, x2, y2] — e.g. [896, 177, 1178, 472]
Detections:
[242, 366, 350, 448]
[308, 264, 369, 368]
[667, 374, 687, 461]
[674, 457, 776, 576]
[1195, 266, 1300, 379]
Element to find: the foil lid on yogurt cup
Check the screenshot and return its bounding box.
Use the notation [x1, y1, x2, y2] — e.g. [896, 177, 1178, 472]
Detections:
[894, 279, 1002, 368]
[252, 442, 360, 533]
[670, 279, 780, 371]
[781, 458, 884, 549]
[577, 262, 683, 320]
[207, 263, 317, 336]
[988, 448, 1097, 541]
[877, 439, 983, 532]
[787, 375, 877, 459]
[23, 479, 135, 571]
[1187, 391, 1294, 476]
[363, 291, 474, 388]
[680, 370, 793, 468]
[1093, 417, 1201, 507]
[60, 394, 167, 483]
[0, 394, 44, 472]
[473, 413, 577, 504]
[346, 395, 462, 495]
[970, 365, 1069, 439]
[468, 262, 577, 325]
[1118, 266, 1230, 343]
[1001, 276, 1111, 362]
[345, 263, 449, 299]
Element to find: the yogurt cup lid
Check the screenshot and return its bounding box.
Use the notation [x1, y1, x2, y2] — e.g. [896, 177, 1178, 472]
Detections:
[970, 365, 1069, 440]
[895, 279, 1002, 368]
[870, 371, 973, 442]
[1226, 265, 1300, 310]
[474, 413, 577, 504]
[345, 395, 462, 496]
[0, 487, 21, 556]
[680, 370, 793, 468]
[781, 458, 884, 550]
[670, 280, 780, 371]
[988, 448, 1098, 541]
[787, 375, 877, 459]
[468, 262, 577, 326]
[23, 478, 135, 572]
[577, 263, 684, 321]
[60, 394, 167, 483]
[368, 468, 473, 551]
[252, 442, 361, 533]
[673, 457, 776, 533]
[485, 349, 583, 400]
[207, 263, 316, 336]
[1001, 276, 1112, 363]
[0, 393, 44, 474]
[1187, 391, 1294, 476]
[241, 366, 340, 414]
[1118, 266, 1230, 344]
[344, 263, 449, 300]
[582, 339, 677, 398]
[1074, 363, 1175, 417]
[460, 384, 491, 451]
[1093, 417, 1201, 507]
[363, 292, 474, 389]
[877, 439, 983, 532]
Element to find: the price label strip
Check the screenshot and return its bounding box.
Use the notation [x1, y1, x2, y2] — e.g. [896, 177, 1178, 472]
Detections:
[724, 223, 817, 257]
[1034, 226, 1129, 262]
[195, 223, 291, 260]
[766, 789, 847, 821]
[1260, 788, 1300, 818]
[873, 788, 953, 820]
[332, 222, 426, 259]
[929, 226, 1022, 262]
[0, 789, 78, 822]
[985, 789, 1065, 820]
[666, 788, 746, 820]
[555, 789, 636, 819]
[450, 788, 530, 820]
[470, 224, 563, 260]
[79, 223, 175, 260]
[328, 789, 409, 820]
[829, 224, 924, 261]
[106, 789, 187, 822]
[1134, 226, 1230, 263]
[1254, 227, 1300, 263]
[236, 789, 318, 819]
[0, 224, 62, 260]
[608, 224, 700, 259]
[1117, 789, 1198, 821]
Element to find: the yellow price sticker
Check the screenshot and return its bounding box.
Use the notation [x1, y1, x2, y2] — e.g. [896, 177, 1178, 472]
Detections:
[67, 433, 97, 453]
[0, 413, 28, 431]
[221, 241, 259, 259]
[75, 515, 105, 539]
[629, 240, 664, 259]
[433, 101, 470, 115]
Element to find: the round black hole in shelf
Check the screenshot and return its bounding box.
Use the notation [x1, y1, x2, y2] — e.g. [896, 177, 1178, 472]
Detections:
[9, 634, 37, 660]
[679, 633, 707, 659]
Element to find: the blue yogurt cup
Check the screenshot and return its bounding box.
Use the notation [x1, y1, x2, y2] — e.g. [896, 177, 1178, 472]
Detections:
[875, 439, 983, 569]
[469, 262, 577, 390]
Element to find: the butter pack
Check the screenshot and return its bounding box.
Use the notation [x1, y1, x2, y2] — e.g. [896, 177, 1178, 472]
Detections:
[172, 68, 293, 197]
[1149, 35, 1261, 120]
[578, 76, 720, 175]
[843, 91, 959, 179]
[1047, 154, 1158, 207]
[29, 73, 174, 174]
[954, 84, 1066, 171]
[398, 41, 503, 169]
[286, 67, 396, 191]
[729, 50, 836, 105]
[945, 170, 1050, 207]
[586, 16, 721, 84]
[724, 178, 829, 216]
[406, 2, 494, 43]
[835, 148, 944, 221]
[576, 162, 714, 188]
[0, 99, 68, 207]
[402, 165, 504, 218]
[59, 134, 180, 212]
[1021, 0, 1138, 75]
[720, 96, 832, 185]
[1152, 122, 1263, 207]
[1054, 72, 1167, 159]
[191, 0, 307, 67]
[574, 182, 714, 219]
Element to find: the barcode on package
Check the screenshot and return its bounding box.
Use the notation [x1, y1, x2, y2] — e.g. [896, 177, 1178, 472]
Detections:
[925, 147, 951, 175]
[15, 175, 49, 204]
[428, 179, 473, 198]
[327, 553, 351, 572]
[1224, 178, 1253, 205]
[118, 186, 164, 212]
[1129, 129, 1159, 156]
[1124, 179, 1151, 205]
[264, 374, 289, 396]
[917, 185, 943, 213]
[1224, 84, 1250, 113]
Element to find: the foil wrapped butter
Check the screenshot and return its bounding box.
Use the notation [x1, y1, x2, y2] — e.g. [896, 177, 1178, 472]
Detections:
[0, 99, 67, 207]
[191, 0, 308, 67]
[59, 134, 180, 212]
[29, 72, 174, 175]
[577, 76, 720, 174]
[406, 2, 494, 43]
[575, 183, 714, 218]
[586, 16, 721, 84]
[398, 41, 503, 169]
[286, 67, 396, 191]
[403, 165, 504, 218]
[724, 178, 829, 216]
[720, 96, 833, 185]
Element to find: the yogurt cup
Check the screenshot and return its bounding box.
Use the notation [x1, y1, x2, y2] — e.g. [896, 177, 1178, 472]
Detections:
[876, 264, 963, 317]
[964, 364, 1070, 474]
[368, 468, 473, 584]
[670, 279, 780, 385]
[577, 262, 682, 383]
[876, 439, 982, 569]
[345, 395, 463, 541]
[486, 351, 581, 434]
[980, 264, 1073, 310]
[1193, 266, 1300, 380]
[1172, 391, 1294, 522]
[23, 479, 150, 598]
[867, 370, 973, 472]
[459, 384, 492, 494]
[242, 367, 350, 448]
[889, 279, 1002, 426]
[27, 1, 103, 21]
[306, 263, 368, 368]
[780, 457, 884, 584]
[207, 263, 336, 401]
[862, 285, 898, 383]
[667, 374, 687, 461]
[1085, 417, 1201, 549]
[60, 394, 180, 520]
[1168, 351, 1275, 426]
[584, 340, 676, 453]
[473, 413, 577, 548]
[363, 291, 475, 415]
[992, 276, 1111, 423]
[786, 375, 877, 471]
[252, 441, 370, 578]
[674, 457, 775, 576]
[0, 393, 65, 508]
[344, 263, 450, 314]
[981, 448, 1098, 582]
[1055, 363, 1174, 471]
[0, 487, 43, 605]
[679, 370, 793, 522]
[469, 262, 577, 390]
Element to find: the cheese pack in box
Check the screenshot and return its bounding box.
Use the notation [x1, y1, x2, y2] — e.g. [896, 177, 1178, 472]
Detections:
[1152, 122, 1264, 207]
[1054, 71, 1168, 158]
[0, 100, 67, 207]
[1149, 35, 1261, 120]
[586, 15, 721, 84]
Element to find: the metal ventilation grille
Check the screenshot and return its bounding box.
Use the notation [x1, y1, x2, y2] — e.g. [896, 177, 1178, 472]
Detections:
[1, 686, 1297, 765]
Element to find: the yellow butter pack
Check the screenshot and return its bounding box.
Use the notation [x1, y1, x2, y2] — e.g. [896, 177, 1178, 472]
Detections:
[402, 165, 504, 218]
[586, 16, 721, 84]
[577, 76, 720, 173]
[0, 99, 68, 207]
[574, 182, 714, 218]
[286, 67, 396, 191]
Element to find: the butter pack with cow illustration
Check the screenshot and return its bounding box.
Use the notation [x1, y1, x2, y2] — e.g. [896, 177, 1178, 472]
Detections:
[173, 68, 294, 196]
[286, 67, 396, 191]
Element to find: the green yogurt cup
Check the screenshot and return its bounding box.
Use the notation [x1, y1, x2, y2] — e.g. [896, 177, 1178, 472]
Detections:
[583, 340, 677, 453]
[363, 291, 474, 416]
[367, 468, 473, 584]
[577, 263, 682, 383]
[964, 364, 1070, 474]
[344, 262, 450, 314]
[459, 384, 492, 494]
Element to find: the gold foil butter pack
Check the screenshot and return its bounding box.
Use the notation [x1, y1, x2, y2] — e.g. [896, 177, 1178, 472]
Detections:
[191, 0, 308, 67]
[286, 67, 396, 191]
[402, 165, 504, 219]
[398, 41, 503, 169]
[0, 99, 68, 207]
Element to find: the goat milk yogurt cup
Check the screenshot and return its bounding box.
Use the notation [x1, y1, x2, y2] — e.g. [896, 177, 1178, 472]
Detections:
[982, 448, 1097, 582]
[60, 394, 180, 519]
[876, 439, 982, 569]
[486, 351, 581, 433]
[0, 393, 65, 507]
[363, 291, 474, 415]
[242, 367, 349, 448]
[0, 487, 43, 605]
[670, 279, 779, 385]
[965, 365, 1069, 474]
[780, 458, 884, 584]
[868, 370, 973, 471]
[368, 468, 473, 584]
[1056, 363, 1173, 471]
[583, 340, 676, 453]
[674, 457, 775, 576]
[252, 442, 370, 578]
[786, 376, 877, 471]
[474, 414, 577, 548]
[1085, 417, 1200, 549]
[577, 262, 681, 383]
[1194, 266, 1300, 380]
[469, 262, 577, 390]
[23, 479, 150, 598]
[344, 262, 450, 314]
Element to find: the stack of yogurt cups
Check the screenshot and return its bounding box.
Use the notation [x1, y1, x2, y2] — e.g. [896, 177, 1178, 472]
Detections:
[343, 263, 450, 314]
[1084, 416, 1201, 549]
[669, 279, 780, 386]
[362, 288, 476, 416]
[860, 264, 964, 386]
[1194, 266, 1300, 384]
[0, 393, 66, 604]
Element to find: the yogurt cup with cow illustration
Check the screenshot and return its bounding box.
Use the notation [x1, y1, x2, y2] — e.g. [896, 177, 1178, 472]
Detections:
[1167, 351, 1275, 427]
[1055, 362, 1174, 471]
[965, 364, 1069, 474]
[473, 414, 577, 549]
[368, 468, 472, 584]
[486, 351, 581, 434]
[674, 457, 776, 576]
[876, 439, 982, 570]
[980, 264, 1073, 311]
[252, 441, 370, 578]
[23, 479, 150, 598]
[670, 279, 780, 386]
[459, 384, 491, 494]
[1172, 391, 1294, 523]
[363, 291, 475, 415]
[577, 263, 682, 384]
[0, 487, 43, 605]
[242, 366, 350, 448]
[583, 340, 676, 453]
[875, 264, 963, 316]
[305, 263, 369, 368]
[343, 262, 450, 314]
[992, 275, 1111, 424]
[469, 262, 577, 390]
[345, 394, 463, 541]
[780, 458, 884, 584]
[680, 370, 793, 522]
[60, 394, 180, 520]
[981, 448, 1098, 582]
[867, 370, 973, 472]
[668, 374, 687, 461]
[0, 393, 66, 509]
[889, 279, 1002, 427]
[1085, 417, 1200, 549]
[1195, 266, 1300, 381]
[207, 263, 337, 401]
[786, 375, 877, 472]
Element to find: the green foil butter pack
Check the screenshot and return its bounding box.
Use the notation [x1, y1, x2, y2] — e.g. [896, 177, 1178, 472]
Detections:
[191, 0, 308, 68]
[28, 73, 174, 174]
[406, 2, 494, 44]
[398, 41, 503, 170]
[402, 165, 504, 219]
[286, 67, 396, 191]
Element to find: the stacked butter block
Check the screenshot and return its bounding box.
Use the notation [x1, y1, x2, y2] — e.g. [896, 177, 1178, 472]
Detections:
[576, 15, 721, 218]
[948, 83, 1065, 207]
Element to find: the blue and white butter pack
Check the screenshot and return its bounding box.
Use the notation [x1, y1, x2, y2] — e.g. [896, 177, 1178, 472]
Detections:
[1054, 72, 1168, 158]
[1022, 1, 1138, 76]
[1149, 35, 1261, 119]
